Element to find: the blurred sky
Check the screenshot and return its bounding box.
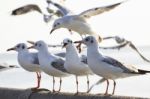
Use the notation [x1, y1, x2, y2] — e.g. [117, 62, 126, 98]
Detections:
[0, 0, 150, 53]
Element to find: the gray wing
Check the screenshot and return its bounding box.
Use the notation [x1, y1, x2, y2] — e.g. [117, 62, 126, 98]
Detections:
[79, 2, 122, 18]
[11, 4, 42, 15]
[103, 36, 125, 44]
[0, 66, 6, 69]
[31, 53, 39, 65]
[80, 55, 88, 64]
[129, 42, 150, 62]
[55, 52, 66, 58]
[49, 1, 71, 16]
[99, 42, 128, 50]
[102, 56, 138, 73]
[51, 58, 69, 73]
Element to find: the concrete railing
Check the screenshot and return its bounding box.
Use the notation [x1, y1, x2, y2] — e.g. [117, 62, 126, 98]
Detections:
[0, 87, 148, 99]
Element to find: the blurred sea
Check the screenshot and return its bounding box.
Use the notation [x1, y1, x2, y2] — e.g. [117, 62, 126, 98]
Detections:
[0, 46, 150, 98]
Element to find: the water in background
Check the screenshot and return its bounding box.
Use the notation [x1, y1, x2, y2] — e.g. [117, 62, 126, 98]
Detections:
[0, 46, 150, 98]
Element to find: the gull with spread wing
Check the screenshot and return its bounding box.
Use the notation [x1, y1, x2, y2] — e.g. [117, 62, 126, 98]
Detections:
[100, 36, 150, 63]
[50, 1, 127, 42]
[11, 0, 66, 23]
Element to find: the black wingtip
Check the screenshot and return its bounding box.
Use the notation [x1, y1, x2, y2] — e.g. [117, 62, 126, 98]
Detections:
[11, 10, 17, 15]
[138, 69, 150, 74]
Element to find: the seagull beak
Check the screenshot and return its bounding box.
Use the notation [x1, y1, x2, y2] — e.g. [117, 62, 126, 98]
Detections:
[50, 29, 55, 34]
[62, 43, 67, 48]
[74, 40, 83, 44]
[7, 47, 16, 51]
[27, 40, 35, 45]
[28, 46, 34, 49]
[98, 36, 102, 43]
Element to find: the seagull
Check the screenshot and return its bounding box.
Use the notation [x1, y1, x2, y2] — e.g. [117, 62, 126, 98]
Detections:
[101, 36, 150, 63]
[11, 4, 54, 23]
[62, 38, 94, 94]
[74, 36, 150, 95]
[11, 0, 66, 23]
[7, 43, 42, 90]
[50, 1, 126, 42]
[0, 63, 18, 72]
[28, 40, 71, 92]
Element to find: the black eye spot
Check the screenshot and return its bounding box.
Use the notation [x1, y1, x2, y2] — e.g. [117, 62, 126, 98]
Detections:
[85, 38, 89, 42]
[91, 40, 93, 43]
[39, 44, 42, 47]
[57, 23, 60, 25]
[22, 45, 25, 49]
[16, 45, 20, 48]
[35, 43, 37, 46]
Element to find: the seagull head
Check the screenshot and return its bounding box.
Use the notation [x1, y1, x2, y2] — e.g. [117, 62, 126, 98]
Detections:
[74, 36, 98, 47]
[7, 43, 28, 52]
[50, 19, 64, 34]
[62, 38, 73, 48]
[28, 40, 48, 51]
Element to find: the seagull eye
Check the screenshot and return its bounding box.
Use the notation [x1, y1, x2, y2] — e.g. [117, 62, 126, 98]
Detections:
[22, 45, 25, 49]
[16, 45, 20, 48]
[85, 38, 89, 42]
[57, 23, 60, 25]
[35, 43, 37, 46]
[39, 44, 42, 47]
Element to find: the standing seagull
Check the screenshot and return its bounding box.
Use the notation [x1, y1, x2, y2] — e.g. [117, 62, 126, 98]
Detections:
[28, 40, 70, 92]
[62, 38, 94, 94]
[74, 36, 150, 95]
[50, 1, 126, 42]
[7, 43, 41, 90]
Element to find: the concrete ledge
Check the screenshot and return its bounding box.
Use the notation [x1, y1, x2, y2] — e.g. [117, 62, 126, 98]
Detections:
[0, 87, 147, 99]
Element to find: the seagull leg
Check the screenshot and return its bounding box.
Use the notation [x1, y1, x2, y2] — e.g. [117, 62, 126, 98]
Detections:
[31, 72, 41, 91]
[112, 80, 116, 95]
[58, 77, 62, 92]
[76, 43, 82, 53]
[36, 72, 41, 89]
[75, 76, 79, 94]
[52, 76, 55, 92]
[86, 75, 89, 92]
[104, 79, 109, 95]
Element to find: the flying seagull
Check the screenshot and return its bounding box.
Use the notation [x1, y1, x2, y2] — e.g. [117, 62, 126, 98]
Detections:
[100, 36, 150, 63]
[50, 1, 127, 42]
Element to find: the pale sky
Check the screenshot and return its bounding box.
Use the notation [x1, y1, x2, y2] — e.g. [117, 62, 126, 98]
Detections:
[0, 0, 150, 53]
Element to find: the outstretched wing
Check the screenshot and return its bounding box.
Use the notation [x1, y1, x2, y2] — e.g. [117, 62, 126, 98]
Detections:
[48, 1, 71, 16]
[51, 58, 69, 73]
[99, 42, 128, 50]
[11, 4, 42, 15]
[79, 2, 123, 18]
[129, 42, 150, 62]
